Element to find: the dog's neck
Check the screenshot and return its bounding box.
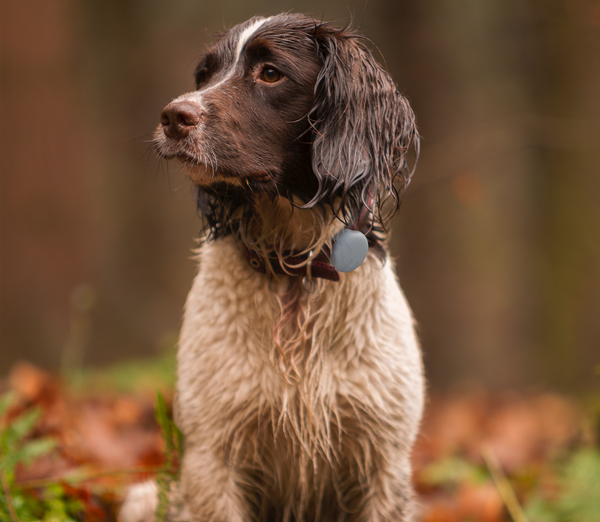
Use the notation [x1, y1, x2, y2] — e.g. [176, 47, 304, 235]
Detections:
[197, 186, 342, 253]
[248, 195, 343, 253]
[196, 185, 388, 268]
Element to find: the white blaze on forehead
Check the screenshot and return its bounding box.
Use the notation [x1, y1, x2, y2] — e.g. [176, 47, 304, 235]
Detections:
[234, 17, 269, 62]
[175, 17, 271, 107]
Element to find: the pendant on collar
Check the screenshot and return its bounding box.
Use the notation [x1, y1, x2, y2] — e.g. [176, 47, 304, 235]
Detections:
[331, 229, 369, 273]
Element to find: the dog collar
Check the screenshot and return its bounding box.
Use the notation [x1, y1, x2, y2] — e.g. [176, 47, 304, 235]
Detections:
[240, 245, 340, 282]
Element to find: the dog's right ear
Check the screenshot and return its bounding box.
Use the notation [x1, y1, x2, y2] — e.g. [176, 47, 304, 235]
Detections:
[306, 23, 419, 226]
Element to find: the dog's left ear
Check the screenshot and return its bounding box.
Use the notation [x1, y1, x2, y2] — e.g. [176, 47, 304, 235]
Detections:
[307, 24, 420, 224]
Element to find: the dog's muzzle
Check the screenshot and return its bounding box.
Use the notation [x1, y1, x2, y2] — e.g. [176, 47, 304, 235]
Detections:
[160, 101, 204, 140]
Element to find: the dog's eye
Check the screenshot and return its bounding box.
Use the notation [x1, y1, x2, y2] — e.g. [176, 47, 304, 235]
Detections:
[260, 68, 282, 83]
[195, 67, 208, 87]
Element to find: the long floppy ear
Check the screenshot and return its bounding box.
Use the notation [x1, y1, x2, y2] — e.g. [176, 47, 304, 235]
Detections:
[306, 24, 419, 226]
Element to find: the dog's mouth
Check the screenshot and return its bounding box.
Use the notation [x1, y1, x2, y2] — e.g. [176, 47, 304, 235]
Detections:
[175, 153, 271, 185]
[174, 154, 218, 184]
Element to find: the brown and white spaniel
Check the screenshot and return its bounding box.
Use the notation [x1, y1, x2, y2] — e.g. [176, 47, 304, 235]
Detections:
[120, 13, 424, 522]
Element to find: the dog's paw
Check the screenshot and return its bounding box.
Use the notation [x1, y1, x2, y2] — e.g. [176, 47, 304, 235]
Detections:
[119, 480, 159, 522]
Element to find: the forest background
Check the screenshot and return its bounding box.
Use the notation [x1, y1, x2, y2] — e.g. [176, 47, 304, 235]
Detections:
[1, 0, 599, 392]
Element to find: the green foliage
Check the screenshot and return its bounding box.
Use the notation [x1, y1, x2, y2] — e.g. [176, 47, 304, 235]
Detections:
[420, 447, 600, 522]
[67, 347, 177, 394]
[0, 392, 83, 522]
[154, 391, 184, 522]
[525, 448, 600, 522]
[420, 456, 489, 487]
[8, 483, 85, 522]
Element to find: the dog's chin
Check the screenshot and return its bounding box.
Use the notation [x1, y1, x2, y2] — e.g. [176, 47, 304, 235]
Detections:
[177, 157, 272, 188]
[177, 158, 237, 186]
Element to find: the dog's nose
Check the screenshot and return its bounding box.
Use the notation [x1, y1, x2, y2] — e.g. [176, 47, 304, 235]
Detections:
[160, 101, 203, 140]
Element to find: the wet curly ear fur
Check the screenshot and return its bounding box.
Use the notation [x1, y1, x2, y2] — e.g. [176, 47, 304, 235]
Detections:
[306, 24, 420, 227]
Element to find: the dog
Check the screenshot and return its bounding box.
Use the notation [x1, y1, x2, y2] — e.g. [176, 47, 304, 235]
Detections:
[120, 13, 424, 522]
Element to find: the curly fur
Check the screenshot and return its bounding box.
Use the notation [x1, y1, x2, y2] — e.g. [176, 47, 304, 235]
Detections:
[120, 13, 424, 522]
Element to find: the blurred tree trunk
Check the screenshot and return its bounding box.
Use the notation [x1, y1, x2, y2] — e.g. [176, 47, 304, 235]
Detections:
[0, 0, 90, 370]
[531, 0, 600, 389]
[377, 0, 600, 390]
[79, 0, 201, 364]
[380, 0, 538, 388]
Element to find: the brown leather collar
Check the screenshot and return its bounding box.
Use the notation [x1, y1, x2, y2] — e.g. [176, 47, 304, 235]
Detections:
[240, 245, 340, 282]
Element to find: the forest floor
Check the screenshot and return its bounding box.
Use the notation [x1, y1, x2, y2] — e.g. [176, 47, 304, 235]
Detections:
[1, 353, 599, 522]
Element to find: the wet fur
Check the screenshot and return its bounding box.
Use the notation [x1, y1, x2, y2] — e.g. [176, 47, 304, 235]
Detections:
[120, 13, 424, 522]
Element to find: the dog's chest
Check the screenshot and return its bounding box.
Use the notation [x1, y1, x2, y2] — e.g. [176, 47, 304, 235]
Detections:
[175, 237, 423, 455]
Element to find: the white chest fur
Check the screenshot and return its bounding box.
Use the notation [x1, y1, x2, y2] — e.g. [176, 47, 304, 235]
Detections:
[176, 237, 424, 458]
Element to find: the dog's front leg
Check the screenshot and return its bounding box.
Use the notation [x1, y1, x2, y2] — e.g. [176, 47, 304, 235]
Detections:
[362, 457, 417, 522]
[172, 447, 246, 522]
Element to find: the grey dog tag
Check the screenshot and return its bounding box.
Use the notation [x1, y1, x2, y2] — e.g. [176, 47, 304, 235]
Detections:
[331, 229, 369, 273]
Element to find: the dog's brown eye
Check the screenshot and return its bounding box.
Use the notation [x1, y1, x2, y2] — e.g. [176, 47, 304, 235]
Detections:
[261, 68, 282, 83]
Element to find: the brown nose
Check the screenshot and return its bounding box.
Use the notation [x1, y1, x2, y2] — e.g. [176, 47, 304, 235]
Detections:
[160, 101, 203, 140]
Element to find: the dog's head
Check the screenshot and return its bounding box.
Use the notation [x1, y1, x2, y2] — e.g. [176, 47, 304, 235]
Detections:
[155, 13, 419, 251]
